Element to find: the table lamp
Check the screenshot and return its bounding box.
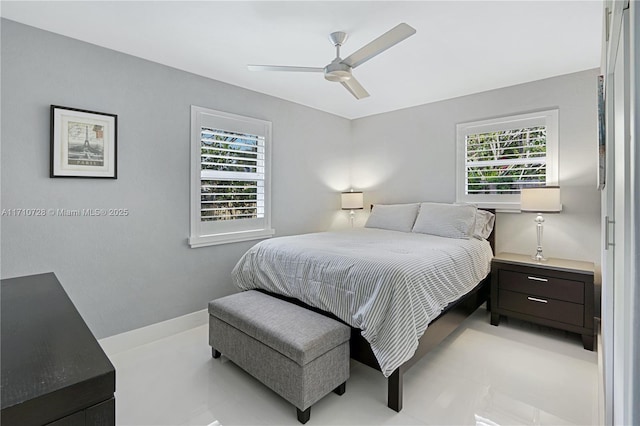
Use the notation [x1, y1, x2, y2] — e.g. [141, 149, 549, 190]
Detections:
[341, 190, 363, 227]
[520, 186, 562, 261]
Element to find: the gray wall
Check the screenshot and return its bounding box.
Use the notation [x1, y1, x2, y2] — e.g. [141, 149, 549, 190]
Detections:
[0, 20, 351, 338]
[351, 69, 601, 266]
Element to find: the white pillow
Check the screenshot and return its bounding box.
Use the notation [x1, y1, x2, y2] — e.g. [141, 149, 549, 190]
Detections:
[474, 210, 495, 239]
[364, 203, 420, 233]
[412, 202, 477, 239]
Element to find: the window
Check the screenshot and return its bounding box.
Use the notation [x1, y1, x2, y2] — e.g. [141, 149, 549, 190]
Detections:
[189, 106, 274, 247]
[456, 110, 558, 210]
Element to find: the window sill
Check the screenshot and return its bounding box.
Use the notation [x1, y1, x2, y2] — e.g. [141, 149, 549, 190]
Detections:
[189, 228, 275, 248]
[457, 200, 522, 212]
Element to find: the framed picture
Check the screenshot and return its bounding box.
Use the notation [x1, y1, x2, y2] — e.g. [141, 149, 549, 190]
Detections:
[597, 75, 605, 190]
[50, 105, 117, 178]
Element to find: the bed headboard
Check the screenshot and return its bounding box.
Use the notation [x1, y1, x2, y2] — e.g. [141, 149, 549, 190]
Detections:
[483, 208, 496, 253]
[368, 204, 496, 252]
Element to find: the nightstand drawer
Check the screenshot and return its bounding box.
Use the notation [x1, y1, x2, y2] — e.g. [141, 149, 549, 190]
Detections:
[498, 270, 584, 304]
[498, 289, 584, 326]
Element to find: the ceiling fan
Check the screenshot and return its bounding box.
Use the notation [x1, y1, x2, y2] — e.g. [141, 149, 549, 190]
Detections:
[248, 23, 416, 100]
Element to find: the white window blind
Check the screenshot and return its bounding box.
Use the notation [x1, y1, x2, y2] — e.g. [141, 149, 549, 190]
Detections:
[456, 110, 558, 209]
[200, 128, 265, 222]
[190, 107, 273, 247]
[465, 126, 547, 194]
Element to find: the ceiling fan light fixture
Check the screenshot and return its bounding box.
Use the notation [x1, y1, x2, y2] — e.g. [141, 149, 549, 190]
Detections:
[325, 70, 351, 82]
[324, 62, 352, 82]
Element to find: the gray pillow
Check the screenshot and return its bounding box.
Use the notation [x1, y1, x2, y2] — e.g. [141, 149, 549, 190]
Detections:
[412, 202, 477, 239]
[364, 203, 420, 233]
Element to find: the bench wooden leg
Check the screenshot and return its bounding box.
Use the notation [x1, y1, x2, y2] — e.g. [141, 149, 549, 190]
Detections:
[296, 407, 310, 424]
[212, 348, 221, 359]
[388, 369, 403, 412]
[333, 381, 346, 395]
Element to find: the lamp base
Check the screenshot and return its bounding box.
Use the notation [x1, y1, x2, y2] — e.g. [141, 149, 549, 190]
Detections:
[531, 252, 547, 262]
[532, 214, 546, 262]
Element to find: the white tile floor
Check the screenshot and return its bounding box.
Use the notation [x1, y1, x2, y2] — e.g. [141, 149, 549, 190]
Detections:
[106, 306, 598, 426]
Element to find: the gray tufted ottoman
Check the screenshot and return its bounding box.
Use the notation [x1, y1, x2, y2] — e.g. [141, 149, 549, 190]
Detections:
[208, 290, 350, 424]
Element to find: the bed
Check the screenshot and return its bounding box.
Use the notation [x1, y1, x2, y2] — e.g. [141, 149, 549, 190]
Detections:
[232, 202, 495, 411]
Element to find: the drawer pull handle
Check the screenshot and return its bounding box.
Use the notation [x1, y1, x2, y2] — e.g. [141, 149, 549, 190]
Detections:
[527, 297, 548, 304]
[527, 276, 548, 282]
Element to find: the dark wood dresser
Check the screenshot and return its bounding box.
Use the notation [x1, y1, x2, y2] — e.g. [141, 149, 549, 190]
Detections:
[490, 252, 596, 351]
[1, 273, 115, 425]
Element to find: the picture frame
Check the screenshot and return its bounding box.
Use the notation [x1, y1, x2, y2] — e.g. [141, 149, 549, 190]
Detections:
[597, 75, 605, 190]
[50, 105, 117, 179]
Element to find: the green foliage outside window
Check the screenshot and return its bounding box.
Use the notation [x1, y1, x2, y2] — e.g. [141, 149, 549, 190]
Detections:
[200, 128, 264, 221]
[466, 126, 546, 195]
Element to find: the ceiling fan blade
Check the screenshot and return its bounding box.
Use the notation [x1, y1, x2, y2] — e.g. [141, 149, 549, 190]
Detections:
[248, 65, 324, 73]
[341, 23, 416, 69]
[341, 76, 370, 100]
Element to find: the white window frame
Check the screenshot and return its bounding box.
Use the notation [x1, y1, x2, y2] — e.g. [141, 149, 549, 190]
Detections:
[455, 109, 559, 210]
[189, 106, 274, 248]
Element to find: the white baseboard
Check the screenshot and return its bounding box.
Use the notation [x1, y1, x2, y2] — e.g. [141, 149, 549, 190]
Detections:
[99, 309, 208, 356]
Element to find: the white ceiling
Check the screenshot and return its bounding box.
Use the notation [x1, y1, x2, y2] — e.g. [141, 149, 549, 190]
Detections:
[1, 1, 603, 119]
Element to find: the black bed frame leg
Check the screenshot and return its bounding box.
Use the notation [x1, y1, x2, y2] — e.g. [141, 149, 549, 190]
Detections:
[388, 369, 403, 412]
[296, 407, 310, 424]
[333, 381, 346, 395]
[212, 348, 221, 359]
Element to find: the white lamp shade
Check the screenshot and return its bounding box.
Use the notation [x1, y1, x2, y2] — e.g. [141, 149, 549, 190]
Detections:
[341, 191, 364, 210]
[520, 186, 562, 213]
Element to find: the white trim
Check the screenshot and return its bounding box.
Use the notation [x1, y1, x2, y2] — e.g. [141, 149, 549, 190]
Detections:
[189, 228, 275, 248]
[98, 309, 208, 357]
[602, 3, 637, 424]
[189, 106, 273, 248]
[456, 109, 559, 209]
[632, 1, 640, 422]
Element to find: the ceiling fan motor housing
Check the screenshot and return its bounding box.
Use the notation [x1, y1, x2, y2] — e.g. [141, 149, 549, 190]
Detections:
[325, 31, 351, 82]
[324, 60, 352, 82]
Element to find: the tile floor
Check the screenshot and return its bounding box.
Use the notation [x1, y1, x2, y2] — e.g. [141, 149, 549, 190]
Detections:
[106, 306, 598, 425]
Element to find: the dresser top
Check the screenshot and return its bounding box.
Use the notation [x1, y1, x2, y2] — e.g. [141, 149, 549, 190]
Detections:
[1, 273, 115, 423]
[493, 252, 595, 275]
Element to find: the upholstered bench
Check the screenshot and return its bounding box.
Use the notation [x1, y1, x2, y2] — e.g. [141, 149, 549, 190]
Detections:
[208, 290, 350, 424]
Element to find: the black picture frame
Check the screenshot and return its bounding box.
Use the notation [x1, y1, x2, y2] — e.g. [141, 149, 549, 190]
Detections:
[50, 105, 118, 179]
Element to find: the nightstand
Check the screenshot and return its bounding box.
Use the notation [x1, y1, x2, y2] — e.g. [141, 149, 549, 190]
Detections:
[490, 252, 596, 351]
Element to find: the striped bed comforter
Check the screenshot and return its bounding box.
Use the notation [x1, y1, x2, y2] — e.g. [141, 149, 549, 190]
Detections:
[232, 228, 493, 377]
